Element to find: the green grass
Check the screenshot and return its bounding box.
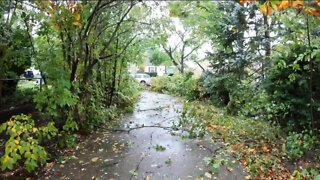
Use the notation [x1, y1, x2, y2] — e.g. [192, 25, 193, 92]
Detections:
[17, 80, 40, 90]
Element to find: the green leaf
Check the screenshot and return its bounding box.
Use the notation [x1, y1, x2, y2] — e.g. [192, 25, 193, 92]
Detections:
[0, 123, 7, 133]
[24, 159, 38, 172]
[314, 175, 320, 180]
[1, 155, 15, 171]
[19, 141, 30, 154]
[11, 153, 21, 162]
[212, 162, 221, 173]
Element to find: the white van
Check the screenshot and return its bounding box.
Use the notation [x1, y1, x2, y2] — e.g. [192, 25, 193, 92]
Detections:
[133, 73, 151, 86]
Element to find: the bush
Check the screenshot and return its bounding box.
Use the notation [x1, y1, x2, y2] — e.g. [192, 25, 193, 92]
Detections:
[79, 82, 109, 132]
[282, 131, 317, 160]
[150, 76, 169, 92]
[151, 72, 198, 100]
[0, 115, 58, 172]
[80, 75, 140, 132]
[226, 80, 254, 115]
[116, 75, 141, 111]
[200, 71, 235, 106]
[265, 43, 320, 131]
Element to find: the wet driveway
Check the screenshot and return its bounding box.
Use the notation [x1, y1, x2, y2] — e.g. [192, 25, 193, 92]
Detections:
[43, 91, 246, 179]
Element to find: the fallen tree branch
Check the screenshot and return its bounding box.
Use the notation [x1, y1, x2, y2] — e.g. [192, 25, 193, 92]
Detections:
[136, 105, 170, 112]
[100, 125, 173, 133]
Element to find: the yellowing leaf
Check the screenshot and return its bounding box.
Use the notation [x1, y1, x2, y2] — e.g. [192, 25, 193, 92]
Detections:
[7, 121, 14, 126]
[1, 155, 14, 170]
[276, 1, 290, 10]
[91, 157, 99, 163]
[306, 8, 320, 17]
[32, 128, 38, 133]
[14, 139, 19, 145]
[292, 0, 304, 9]
[260, 3, 267, 15]
[266, 3, 272, 15]
[74, 12, 80, 21]
[226, 166, 233, 172]
[248, 148, 255, 153]
[73, 21, 81, 26]
[260, 2, 273, 16]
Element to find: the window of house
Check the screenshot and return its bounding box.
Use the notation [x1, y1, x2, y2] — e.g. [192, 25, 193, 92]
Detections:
[148, 66, 156, 72]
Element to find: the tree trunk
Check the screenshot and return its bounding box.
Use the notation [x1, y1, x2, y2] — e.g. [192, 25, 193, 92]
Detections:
[263, 14, 271, 79]
[181, 58, 184, 74]
[109, 39, 119, 106]
[0, 44, 8, 101]
[306, 14, 317, 131]
[109, 58, 118, 106]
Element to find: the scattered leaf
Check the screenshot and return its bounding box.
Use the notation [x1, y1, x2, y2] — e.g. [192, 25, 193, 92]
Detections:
[261, 146, 269, 152]
[205, 172, 212, 179]
[153, 144, 166, 151]
[165, 158, 172, 166]
[91, 157, 99, 163]
[226, 166, 233, 172]
[129, 169, 138, 177]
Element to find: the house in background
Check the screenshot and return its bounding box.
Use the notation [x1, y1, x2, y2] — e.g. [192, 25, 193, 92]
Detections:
[129, 60, 208, 77]
[144, 65, 176, 76]
[128, 51, 178, 76]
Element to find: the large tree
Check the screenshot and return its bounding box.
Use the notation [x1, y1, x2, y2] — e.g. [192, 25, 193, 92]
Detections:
[147, 2, 205, 74]
[0, 1, 32, 101]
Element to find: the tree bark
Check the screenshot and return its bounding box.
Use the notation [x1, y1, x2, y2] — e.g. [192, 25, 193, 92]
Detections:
[306, 14, 317, 131]
[109, 39, 119, 107]
[262, 14, 271, 79]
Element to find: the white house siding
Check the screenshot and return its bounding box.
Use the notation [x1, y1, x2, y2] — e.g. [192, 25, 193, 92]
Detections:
[144, 66, 166, 76]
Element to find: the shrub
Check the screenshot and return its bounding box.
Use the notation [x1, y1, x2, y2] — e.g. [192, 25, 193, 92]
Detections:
[151, 72, 199, 100]
[265, 43, 320, 131]
[282, 131, 317, 160]
[79, 82, 109, 132]
[0, 115, 58, 172]
[226, 80, 254, 115]
[150, 76, 169, 92]
[116, 75, 141, 111]
[200, 71, 235, 106]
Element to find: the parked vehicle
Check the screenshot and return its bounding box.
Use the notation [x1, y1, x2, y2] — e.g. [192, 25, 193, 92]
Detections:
[21, 68, 44, 85]
[133, 73, 151, 86]
[23, 70, 34, 79]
